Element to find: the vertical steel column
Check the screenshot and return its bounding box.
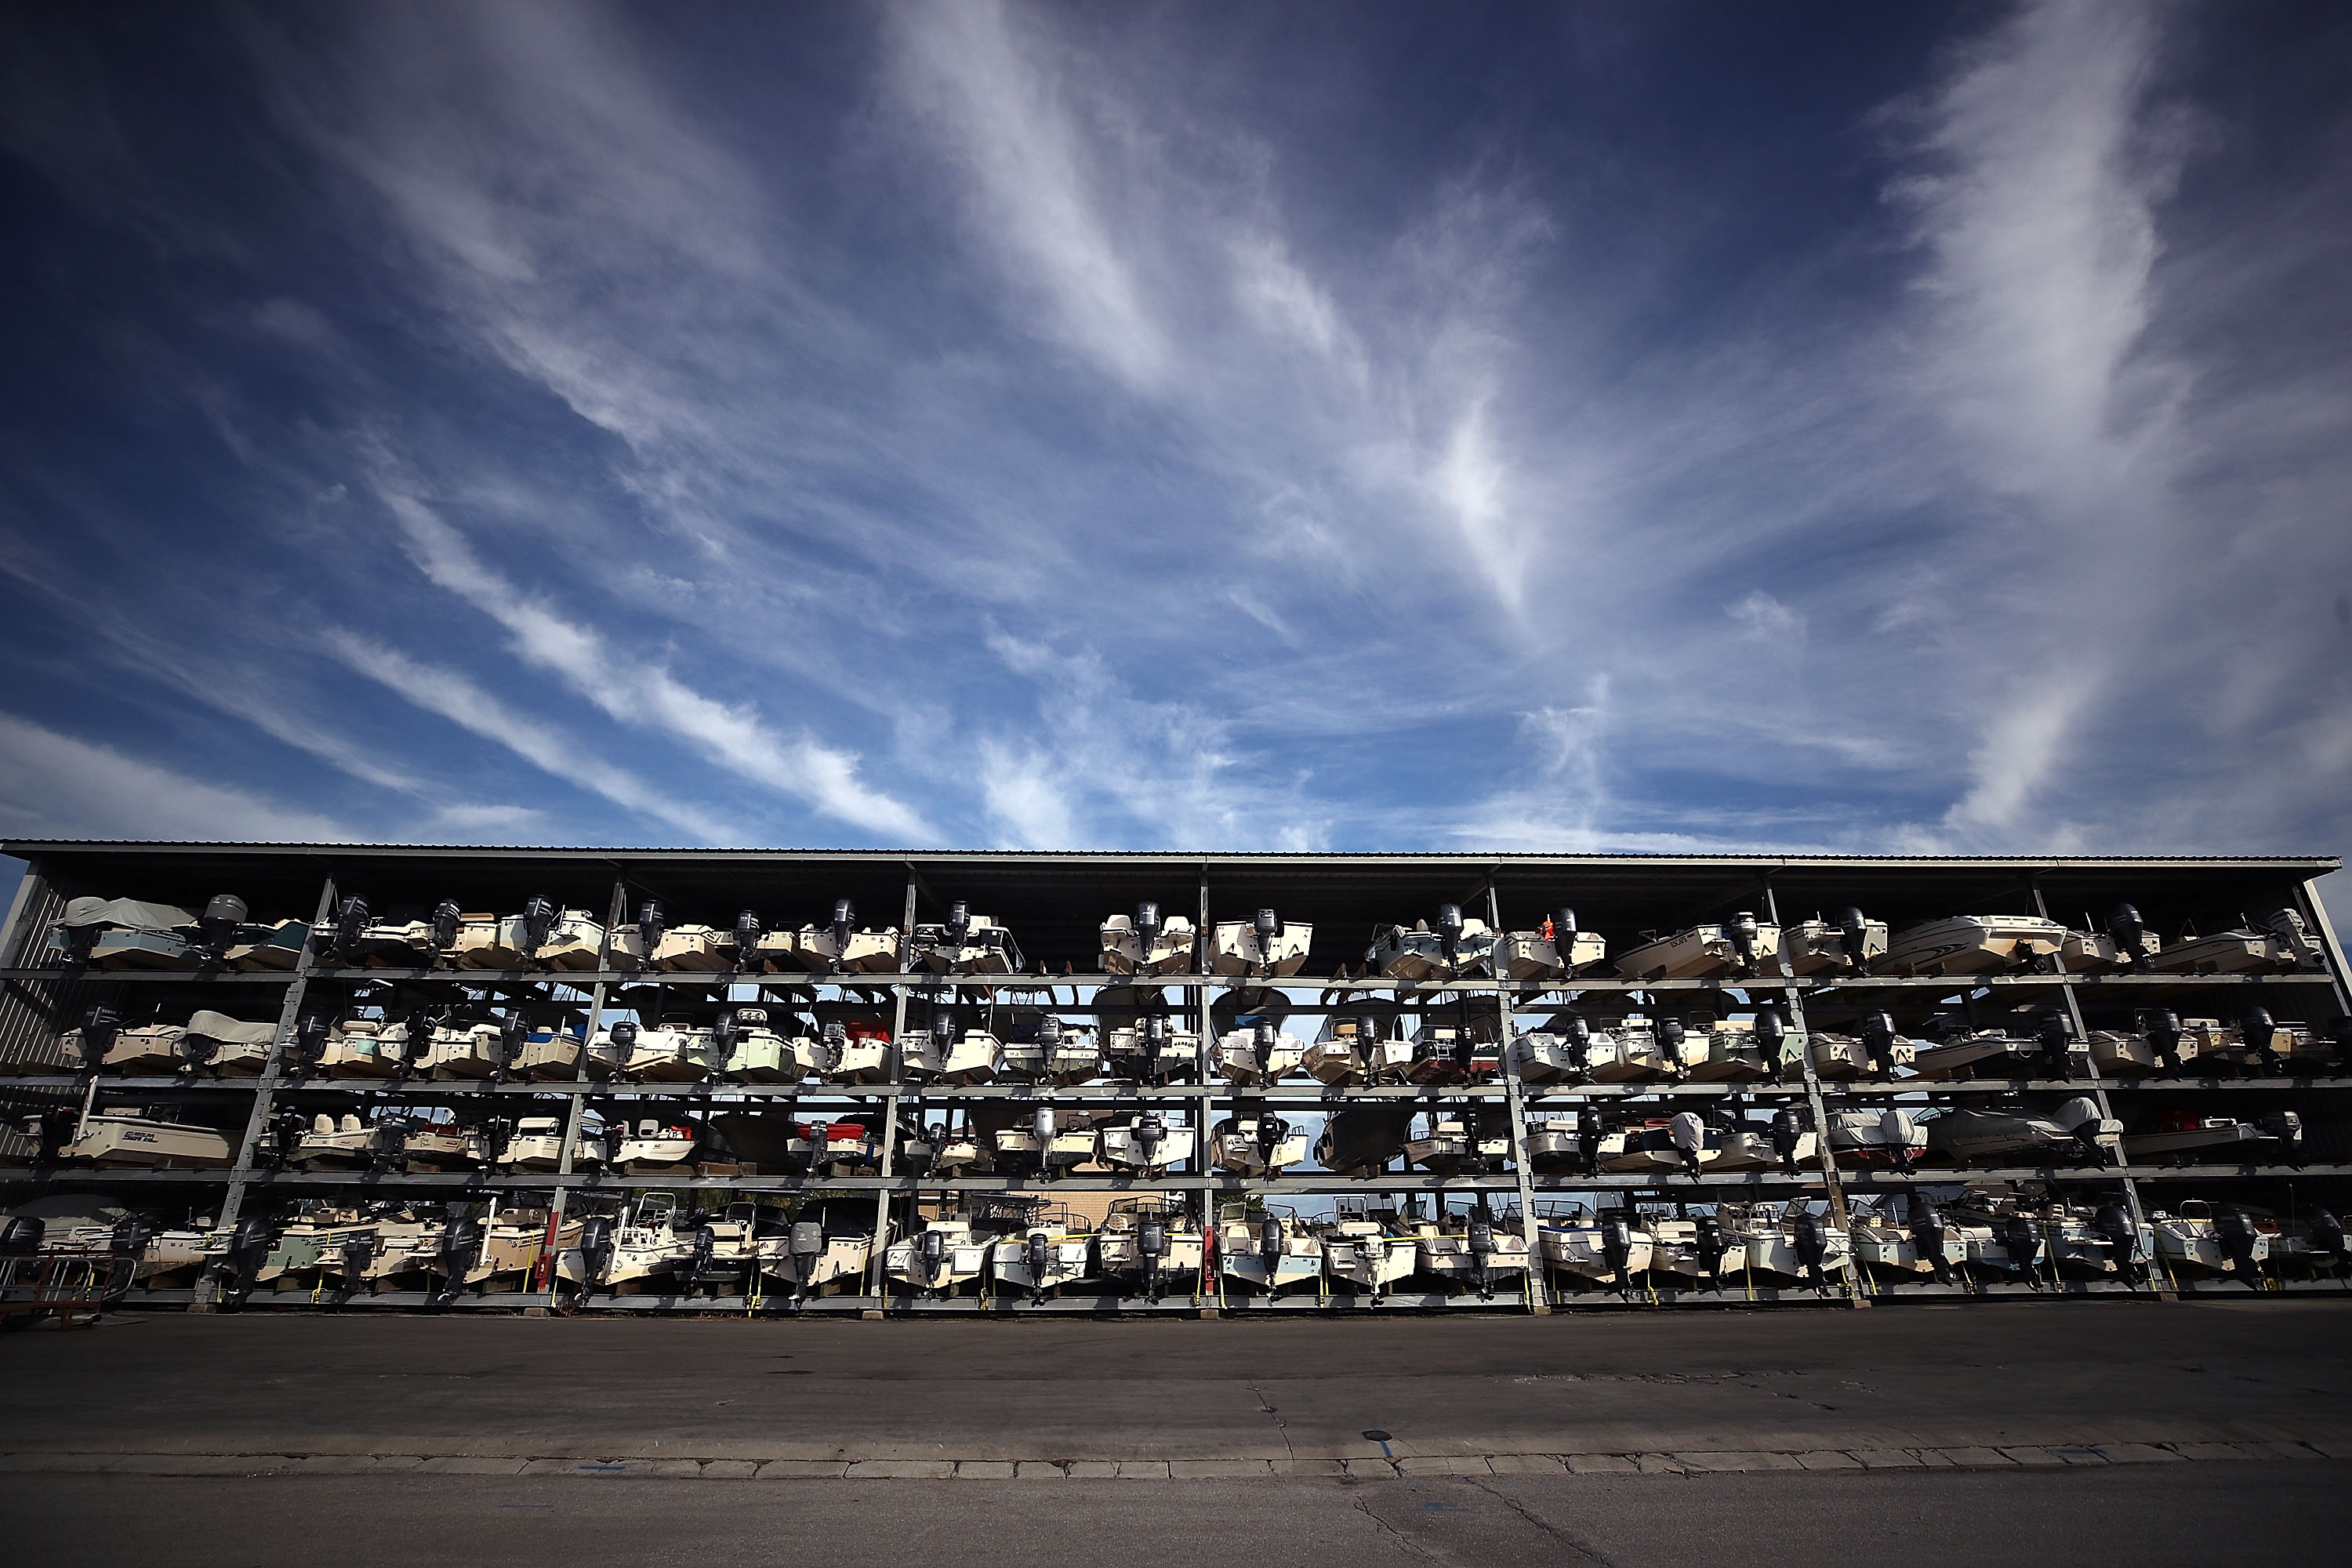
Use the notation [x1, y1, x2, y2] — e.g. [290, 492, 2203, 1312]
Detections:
[1488, 881, 1551, 1312]
[2294, 878, 2352, 1018]
[1758, 881, 1864, 1305]
[195, 873, 336, 1308]
[2031, 879, 2155, 1257]
[865, 869, 920, 1301]
[539, 880, 628, 1308]
[1196, 869, 1215, 1289]
[0, 862, 45, 968]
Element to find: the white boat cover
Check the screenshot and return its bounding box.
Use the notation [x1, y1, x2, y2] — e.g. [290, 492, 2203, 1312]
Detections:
[60, 896, 196, 931]
[183, 1011, 278, 1044]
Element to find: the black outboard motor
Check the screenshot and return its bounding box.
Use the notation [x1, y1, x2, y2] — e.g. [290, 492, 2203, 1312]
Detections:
[73, 1004, 122, 1073]
[2140, 1007, 2183, 1075]
[826, 899, 854, 968]
[1910, 1196, 1953, 1285]
[0, 1216, 44, 1255]
[1138, 1215, 1168, 1302]
[1258, 1214, 1285, 1295]
[110, 1214, 151, 1268]
[291, 1014, 331, 1075]
[1656, 1017, 1686, 1076]
[1134, 902, 1162, 963]
[330, 895, 369, 964]
[944, 902, 971, 952]
[1693, 1212, 1727, 1293]
[1577, 1106, 1605, 1178]
[495, 1012, 529, 1076]
[1436, 904, 1465, 971]
[687, 1225, 717, 1289]
[401, 1008, 438, 1074]
[1252, 908, 1280, 973]
[1561, 1014, 1592, 1077]
[789, 1221, 825, 1301]
[2107, 902, 2146, 967]
[1551, 909, 1579, 971]
[732, 909, 763, 972]
[1859, 1012, 1900, 1079]
[2092, 1203, 2141, 1289]
[1033, 1106, 1058, 1179]
[338, 1232, 378, 1294]
[2005, 1213, 2045, 1290]
[919, 1226, 949, 1294]
[1255, 1114, 1288, 1172]
[218, 1214, 270, 1298]
[637, 899, 667, 953]
[1134, 1112, 1167, 1170]
[201, 893, 248, 960]
[2036, 1012, 2074, 1080]
[1792, 1207, 1830, 1294]
[178, 1019, 221, 1074]
[606, 1019, 640, 1071]
[1727, 910, 1761, 974]
[1756, 1007, 1789, 1083]
[1025, 1230, 1053, 1305]
[1252, 1021, 1276, 1076]
[2308, 1207, 2346, 1277]
[1770, 1105, 1805, 1175]
[438, 1218, 484, 1301]
[710, 1011, 739, 1080]
[1140, 1014, 1167, 1077]
[1838, 907, 1872, 974]
[521, 895, 557, 960]
[1600, 1210, 1634, 1298]
[2241, 1007, 2281, 1074]
[34, 1106, 78, 1165]
[430, 898, 463, 953]
[1468, 1212, 1497, 1300]
[2259, 1111, 2306, 1168]
[2215, 1206, 2263, 1290]
[576, 1216, 615, 1301]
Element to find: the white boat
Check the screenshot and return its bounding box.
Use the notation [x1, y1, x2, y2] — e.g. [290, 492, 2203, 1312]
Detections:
[823, 1022, 897, 1084]
[65, 1112, 234, 1169]
[1210, 1113, 1309, 1176]
[648, 924, 731, 972]
[1614, 914, 1780, 981]
[60, 1016, 180, 1074]
[399, 1120, 489, 1171]
[789, 901, 873, 973]
[611, 1118, 705, 1173]
[1583, 1022, 1669, 1083]
[448, 913, 540, 969]
[497, 1116, 605, 1172]
[990, 1108, 1102, 1179]
[2086, 1029, 2159, 1077]
[1098, 1113, 1194, 1174]
[1304, 1016, 1373, 1086]
[1098, 905, 1198, 975]
[1806, 1030, 1914, 1081]
[1094, 1199, 1206, 1298]
[426, 1022, 510, 1080]
[1735, 1203, 1854, 1290]
[1410, 1209, 1530, 1297]
[560, 1194, 695, 1295]
[1215, 1022, 1307, 1084]
[350, 916, 441, 967]
[2057, 928, 2161, 973]
[588, 1022, 713, 1081]
[1495, 912, 1606, 979]
[1214, 1206, 1323, 1295]
[913, 906, 1022, 974]
[172, 1011, 276, 1075]
[1317, 1201, 1417, 1296]
[1710, 1112, 1817, 1173]
[1825, 1108, 1926, 1168]
[1314, 1106, 1414, 1177]
[2125, 1109, 2301, 1165]
[1210, 911, 1312, 978]
[1849, 1199, 1965, 1282]
[1776, 910, 1888, 976]
[292, 1112, 401, 1171]
[989, 1218, 1097, 1301]
[2150, 1200, 2269, 1283]
[536, 910, 612, 971]
[2149, 913, 2321, 975]
[1592, 1116, 1719, 1178]
[1364, 907, 1496, 982]
[226, 919, 310, 971]
[1538, 1205, 1650, 1291]
[1909, 1031, 2039, 1080]
[1104, 1016, 1198, 1082]
[1924, 1098, 2121, 1166]
[49, 896, 201, 970]
[757, 1207, 883, 1298]
[1405, 1111, 1508, 1176]
[1506, 1029, 1583, 1085]
[886, 1218, 992, 1296]
[1681, 1022, 1771, 1082]
[319, 1019, 402, 1078]
[717, 1008, 800, 1082]
[1876, 914, 2067, 975]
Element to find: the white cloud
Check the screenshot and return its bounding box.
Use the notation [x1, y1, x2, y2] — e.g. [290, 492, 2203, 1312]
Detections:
[0, 710, 361, 843]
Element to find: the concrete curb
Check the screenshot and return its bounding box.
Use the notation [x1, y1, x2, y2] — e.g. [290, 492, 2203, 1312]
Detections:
[2, 1439, 2341, 1480]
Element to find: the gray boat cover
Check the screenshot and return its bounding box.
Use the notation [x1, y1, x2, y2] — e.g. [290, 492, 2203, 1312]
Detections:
[60, 896, 197, 931]
[183, 1011, 278, 1045]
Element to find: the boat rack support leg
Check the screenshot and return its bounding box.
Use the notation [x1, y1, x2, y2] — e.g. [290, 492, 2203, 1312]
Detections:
[2296, 878, 2352, 1018]
[539, 878, 630, 1310]
[865, 869, 920, 1301]
[191, 873, 337, 1312]
[1489, 879, 1549, 1312]
[1759, 880, 1866, 1308]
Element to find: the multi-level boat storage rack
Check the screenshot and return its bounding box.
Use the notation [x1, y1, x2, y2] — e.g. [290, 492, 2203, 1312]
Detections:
[2, 843, 2347, 1316]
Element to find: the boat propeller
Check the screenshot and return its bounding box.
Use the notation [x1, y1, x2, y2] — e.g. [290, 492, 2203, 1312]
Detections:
[201, 893, 247, 960]
[338, 1232, 379, 1295]
[0, 1216, 44, 1256]
[399, 1009, 437, 1073]
[1669, 1109, 1708, 1180]
[1033, 1106, 1057, 1178]
[2258, 1110, 2305, 1167]
[2215, 1206, 2263, 1290]
[1252, 1021, 1276, 1076]
[496, 1012, 528, 1073]
[710, 1011, 739, 1076]
[521, 895, 557, 960]
[1910, 1196, 1953, 1286]
[2143, 1008, 2185, 1074]
[2107, 902, 2146, 966]
[1258, 1215, 1285, 1294]
[291, 1014, 331, 1074]
[2092, 1203, 2141, 1288]
[226, 1215, 271, 1295]
[430, 898, 462, 952]
[1770, 1106, 1806, 1174]
[1859, 1012, 1900, 1078]
[1837, 906, 1872, 974]
[1755, 1007, 1788, 1083]
[72, 1004, 121, 1073]
[435, 1218, 483, 1301]
[1135, 1112, 1167, 1169]
[945, 902, 971, 953]
[1793, 1208, 1831, 1294]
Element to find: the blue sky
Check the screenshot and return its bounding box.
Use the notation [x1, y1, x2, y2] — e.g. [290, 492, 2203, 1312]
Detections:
[2, 2, 2349, 884]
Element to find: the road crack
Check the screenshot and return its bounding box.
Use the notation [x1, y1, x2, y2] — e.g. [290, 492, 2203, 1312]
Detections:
[1469, 1479, 1619, 1567]
[1352, 1497, 1439, 1562]
[1243, 1381, 1296, 1461]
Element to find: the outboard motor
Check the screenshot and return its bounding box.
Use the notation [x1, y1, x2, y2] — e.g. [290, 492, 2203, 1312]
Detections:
[898, 1123, 936, 1178]
[1859, 1012, 1900, 1079]
[1256, 1114, 1290, 1171]
[2259, 1110, 2306, 1167]
[1878, 1107, 1917, 1174]
[2005, 1213, 2045, 1290]
[2241, 1007, 2281, 1074]
[1252, 1021, 1276, 1076]
[1755, 1007, 1789, 1083]
[110, 1214, 151, 1265]
[73, 1004, 122, 1072]
[606, 1019, 639, 1070]
[2036, 1011, 2074, 1079]
[1252, 908, 1280, 972]
[33, 1106, 78, 1165]
[330, 895, 370, 964]
[1134, 1113, 1167, 1169]
[291, 1014, 331, 1074]
[1669, 1109, 1708, 1179]
[178, 1020, 221, 1073]
[223, 1214, 271, 1296]
[1561, 1014, 1592, 1077]
[1551, 908, 1579, 969]
[637, 898, 666, 952]
[438, 1218, 484, 1301]
[788, 1221, 825, 1300]
[1770, 1105, 1805, 1175]
[1599, 1210, 1635, 1297]
[919, 1225, 949, 1294]
[495, 1012, 529, 1075]
[2107, 902, 2146, 966]
[1727, 910, 1761, 974]
[1138, 1215, 1168, 1301]
[686, 1224, 717, 1287]
[1258, 1214, 1285, 1294]
[2144, 1008, 2185, 1074]
[2308, 1207, 2347, 1276]
[521, 895, 557, 959]
[1134, 902, 1162, 964]
[2055, 1096, 2114, 1166]
[944, 902, 971, 953]
[576, 1216, 615, 1301]
[1033, 1106, 1057, 1178]
[1656, 1017, 1686, 1075]
[1140, 1014, 1167, 1076]
[1693, 1212, 1727, 1292]
[0, 1216, 44, 1255]
[201, 893, 248, 959]
[2215, 1206, 2263, 1290]
[1577, 1106, 1605, 1177]
[1910, 1196, 1953, 1285]
[710, 1010, 741, 1076]
[430, 898, 463, 952]
[1436, 903, 1465, 970]
[1025, 1230, 1053, 1304]
[2092, 1203, 2141, 1288]
[1468, 1213, 1497, 1299]
[1837, 906, 1872, 973]
[1792, 1207, 1831, 1294]
[338, 1232, 378, 1294]
[728, 909, 762, 973]
[400, 1008, 438, 1073]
